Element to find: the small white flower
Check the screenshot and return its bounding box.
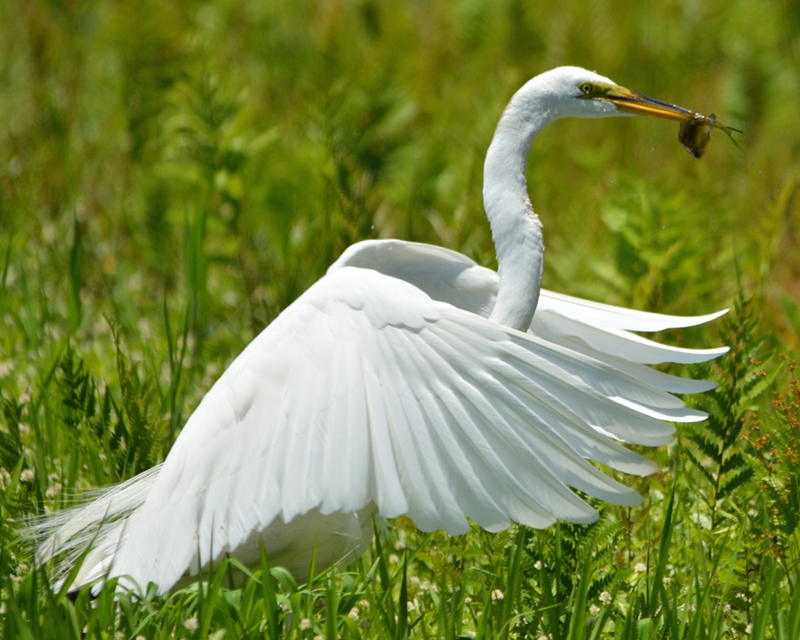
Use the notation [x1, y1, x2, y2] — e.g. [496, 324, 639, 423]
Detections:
[491, 589, 504, 601]
[20, 468, 35, 483]
[0, 602, 5, 615]
[420, 580, 432, 591]
[534, 560, 543, 570]
[599, 591, 612, 605]
[348, 607, 359, 621]
[410, 576, 420, 587]
[46, 483, 62, 498]
[723, 603, 731, 612]
[745, 622, 753, 634]
[589, 604, 600, 615]
[358, 599, 370, 609]
[388, 554, 399, 564]
[184, 617, 199, 631]
[464, 596, 472, 605]
[634, 563, 647, 574]
[662, 576, 671, 586]
[314, 636, 324, 640]
[394, 539, 406, 550]
[115, 632, 124, 640]
[407, 601, 415, 612]
[299, 618, 312, 630]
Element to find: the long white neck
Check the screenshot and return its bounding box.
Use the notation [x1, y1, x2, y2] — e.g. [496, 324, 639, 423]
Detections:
[485, 78, 558, 331]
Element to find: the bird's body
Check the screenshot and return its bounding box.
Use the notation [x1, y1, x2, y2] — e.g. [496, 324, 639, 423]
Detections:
[35, 67, 728, 595]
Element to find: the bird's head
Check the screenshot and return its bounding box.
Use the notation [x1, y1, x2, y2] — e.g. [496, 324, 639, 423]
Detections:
[536, 66, 698, 123]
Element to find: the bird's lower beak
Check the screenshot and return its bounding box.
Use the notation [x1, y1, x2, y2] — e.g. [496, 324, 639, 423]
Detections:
[604, 87, 697, 123]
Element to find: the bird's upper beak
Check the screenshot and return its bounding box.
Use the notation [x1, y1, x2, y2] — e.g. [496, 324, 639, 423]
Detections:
[600, 86, 698, 123]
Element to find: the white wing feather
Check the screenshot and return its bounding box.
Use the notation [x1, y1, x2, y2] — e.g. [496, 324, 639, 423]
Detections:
[37, 239, 727, 594]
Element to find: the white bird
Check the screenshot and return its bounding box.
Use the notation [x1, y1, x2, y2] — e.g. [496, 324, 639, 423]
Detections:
[35, 66, 728, 596]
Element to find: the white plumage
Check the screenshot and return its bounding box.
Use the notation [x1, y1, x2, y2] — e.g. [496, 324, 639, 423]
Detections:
[35, 67, 728, 595]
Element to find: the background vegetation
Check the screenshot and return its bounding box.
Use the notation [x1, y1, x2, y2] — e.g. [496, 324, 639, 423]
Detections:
[1, 0, 799, 637]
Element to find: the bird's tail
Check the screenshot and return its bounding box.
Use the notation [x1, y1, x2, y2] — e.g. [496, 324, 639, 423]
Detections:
[25, 465, 161, 592]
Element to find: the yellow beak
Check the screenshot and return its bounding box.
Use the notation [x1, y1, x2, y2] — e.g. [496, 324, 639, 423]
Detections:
[603, 86, 699, 123]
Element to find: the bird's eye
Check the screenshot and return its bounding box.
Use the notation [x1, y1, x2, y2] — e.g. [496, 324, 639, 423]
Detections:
[579, 83, 593, 94]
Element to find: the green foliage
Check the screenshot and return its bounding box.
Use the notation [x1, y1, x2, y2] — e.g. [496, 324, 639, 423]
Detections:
[743, 356, 800, 581]
[684, 294, 779, 526]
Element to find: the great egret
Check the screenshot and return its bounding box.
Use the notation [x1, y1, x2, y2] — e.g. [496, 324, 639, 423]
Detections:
[36, 66, 728, 595]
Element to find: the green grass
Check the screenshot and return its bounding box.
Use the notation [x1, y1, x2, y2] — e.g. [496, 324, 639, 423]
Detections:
[1, 0, 799, 637]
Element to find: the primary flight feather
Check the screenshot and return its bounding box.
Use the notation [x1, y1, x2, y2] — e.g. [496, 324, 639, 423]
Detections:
[34, 66, 728, 595]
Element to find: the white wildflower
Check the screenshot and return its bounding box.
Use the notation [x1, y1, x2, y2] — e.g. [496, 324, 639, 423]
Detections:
[634, 562, 647, 573]
[662, 576, 671, 586]
[299, 618, 312, 630]
[46, 482, 62, 498]
[464, 596, 472, 605]
[388, 554, 399, 564]
[599, 591, 612, 605]
[358, 599, 370, 609]
[407, 601, 415, 612]
[534, 560, 543, 570]
[348, 607, 359, 621]
[184, 617, 199, 631]
[20, 468, 35, 483]
[589, 604, 600, 615]
[745, 623, 753, 634]
[491, 589, 504, 601]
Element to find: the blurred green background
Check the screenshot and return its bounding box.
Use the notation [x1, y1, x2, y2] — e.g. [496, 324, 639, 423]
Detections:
[1, 0, 799, 400]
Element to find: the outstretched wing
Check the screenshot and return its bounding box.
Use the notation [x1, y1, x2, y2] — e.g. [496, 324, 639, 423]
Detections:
[105, 264, 696, 592]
